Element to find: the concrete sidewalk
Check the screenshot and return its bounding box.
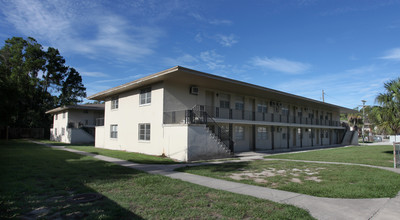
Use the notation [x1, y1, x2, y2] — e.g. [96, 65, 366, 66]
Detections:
[35, 142, 400, 220]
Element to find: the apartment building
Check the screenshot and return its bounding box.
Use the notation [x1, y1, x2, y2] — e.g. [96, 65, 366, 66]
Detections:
[89, 66, 356, 161]
[46, 104, 104, 144]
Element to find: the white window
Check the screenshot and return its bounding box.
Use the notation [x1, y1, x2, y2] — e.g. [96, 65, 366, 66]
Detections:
[257, 127, 268, 140]
[111, 96, 119, 109]
[140, 87, 151, 105]
[234, 126, 244, 140]
[110, 125, 118, 138]
[63, 112, 65, 119]
[55, 114, 58, 120]
[61, 128, 65, 135]
[55, 128, 57, 135]
[235, 102, 244, 110]
[257, 104, 267, 113]
[139, 123, 151, 141]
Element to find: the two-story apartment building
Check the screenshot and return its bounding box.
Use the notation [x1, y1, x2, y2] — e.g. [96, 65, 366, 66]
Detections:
[46, 104, 105, 144]
[89, 66, 356, 161]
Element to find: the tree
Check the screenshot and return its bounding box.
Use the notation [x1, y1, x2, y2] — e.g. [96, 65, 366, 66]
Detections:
[0, 36, 86, 133]
[374, 78, 400, 135]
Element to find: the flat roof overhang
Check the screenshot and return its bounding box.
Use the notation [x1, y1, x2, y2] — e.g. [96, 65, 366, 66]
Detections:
[87, 66, 356, 114]
[45, 104, 105, 114]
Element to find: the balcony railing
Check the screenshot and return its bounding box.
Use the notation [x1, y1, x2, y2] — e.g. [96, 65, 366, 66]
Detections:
[163, 105, 340, 127]
[96, 118, 104, 126]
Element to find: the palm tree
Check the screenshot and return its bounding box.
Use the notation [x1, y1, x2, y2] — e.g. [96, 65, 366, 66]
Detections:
[375, 77, 400, 135]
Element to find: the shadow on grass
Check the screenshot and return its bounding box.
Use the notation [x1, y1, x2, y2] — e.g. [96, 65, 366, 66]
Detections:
[384, 150, 394, 155]
[0, 140, 143, 219]
[177, 162, 250, 173]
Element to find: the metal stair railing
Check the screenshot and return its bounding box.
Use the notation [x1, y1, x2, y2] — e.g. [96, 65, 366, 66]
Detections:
[191, 105, 234, 154]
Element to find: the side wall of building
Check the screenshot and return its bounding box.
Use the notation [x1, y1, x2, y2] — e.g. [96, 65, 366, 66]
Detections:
[100, 82, 165, 156]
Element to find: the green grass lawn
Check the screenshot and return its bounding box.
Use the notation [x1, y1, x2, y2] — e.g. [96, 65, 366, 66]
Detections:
[0, 140, 313, 219]
[266, 145, 394, 167]
[38, 140, 178, 164]
[177, 160, 400, 199]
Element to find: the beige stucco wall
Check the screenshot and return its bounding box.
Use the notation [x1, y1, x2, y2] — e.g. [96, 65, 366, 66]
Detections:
[162, 124, 189, 161]
[95, 126, 105, 148]
[50, 111, 70, 143]
[100, 82, 165, 155]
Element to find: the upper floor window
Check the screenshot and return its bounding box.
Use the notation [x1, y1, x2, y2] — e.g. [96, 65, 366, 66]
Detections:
[235, 102, 244, 111]
[111, 96, 119, 109]
[220, 100, 230, 109]
[55, 114, 58, 120]
[110, 124, 118, 138]
[282, 107, 289, 116]
[140, 87, 152, 105]
[257, 104, 267, 113]
[139, 123, 151, 141]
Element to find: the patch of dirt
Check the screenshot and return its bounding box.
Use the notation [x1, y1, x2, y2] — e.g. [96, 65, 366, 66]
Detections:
[291, 178, 302, 183]
[229, 167, 325, 185]
[305, 176, 322, 182]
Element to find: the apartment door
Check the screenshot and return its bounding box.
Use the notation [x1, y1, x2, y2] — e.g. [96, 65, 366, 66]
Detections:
[292, 128, 296, 147]
[205, 91, 214, 116]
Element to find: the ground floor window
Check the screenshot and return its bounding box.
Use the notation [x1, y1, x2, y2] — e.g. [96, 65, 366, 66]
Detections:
[257, 127, 268, 140]
[61, 128, 65, 136]
[55, 128, 57, 135]
[139, 123, 151, 141]
[110, 124, 118, 138]
[234, 126, 244, 140]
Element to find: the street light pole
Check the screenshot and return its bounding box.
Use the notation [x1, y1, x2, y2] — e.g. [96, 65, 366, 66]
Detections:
[361, 100, 366, 143]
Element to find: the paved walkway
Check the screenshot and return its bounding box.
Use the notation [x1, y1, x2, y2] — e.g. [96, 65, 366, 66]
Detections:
[34, 141, 400, 220]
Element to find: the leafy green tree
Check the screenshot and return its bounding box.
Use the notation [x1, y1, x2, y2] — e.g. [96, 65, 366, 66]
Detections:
[373, 78, 400, 135]
[0, 36, 86, 134]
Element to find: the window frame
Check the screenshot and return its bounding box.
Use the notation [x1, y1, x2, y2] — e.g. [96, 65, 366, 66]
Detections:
[220, 100, 230, 109]
[257, 126, 268, 140]
[111, 96, 119, 110]
[257, 104, 267, 113]
[139, 123, 151, 141]
[234, 126, 245, 140]
[235, 102, 244, 111]
[110, 124, 118, 139]
[140, 87, 152, 106]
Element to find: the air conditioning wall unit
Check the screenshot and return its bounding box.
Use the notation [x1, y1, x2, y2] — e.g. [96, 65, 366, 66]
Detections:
[190, 86, 199, 95]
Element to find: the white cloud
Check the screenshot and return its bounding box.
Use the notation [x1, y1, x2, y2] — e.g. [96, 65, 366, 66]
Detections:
[215, 34, 238, 47]
[164, 50, 227, 71]
[345, 65, 376, 75]
[0, 0, 162, 62]
[164, 54, 198, 66]
[195, 33, 202, 43]
[380, 48, 400, 61]
[199, 50, 226, 70]
[251, 57, 311, 74]
[190, 13, 232, 25]
[79, 70, 109, 78]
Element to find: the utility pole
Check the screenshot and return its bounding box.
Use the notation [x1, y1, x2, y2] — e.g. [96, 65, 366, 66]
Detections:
[361, 100, 366, 143]
[322, 90, 325, 102]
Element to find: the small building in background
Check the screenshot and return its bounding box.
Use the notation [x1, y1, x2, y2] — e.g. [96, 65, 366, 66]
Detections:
[46, 104, 104, 144]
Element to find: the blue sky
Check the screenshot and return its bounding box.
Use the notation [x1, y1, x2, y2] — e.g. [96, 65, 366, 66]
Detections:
[1, 0, 399, 109]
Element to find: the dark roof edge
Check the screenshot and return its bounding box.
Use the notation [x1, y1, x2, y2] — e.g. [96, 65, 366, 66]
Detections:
[45, 104, 105, 114]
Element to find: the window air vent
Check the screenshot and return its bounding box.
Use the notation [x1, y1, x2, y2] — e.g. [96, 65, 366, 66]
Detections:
[190, 86, 199, 95]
